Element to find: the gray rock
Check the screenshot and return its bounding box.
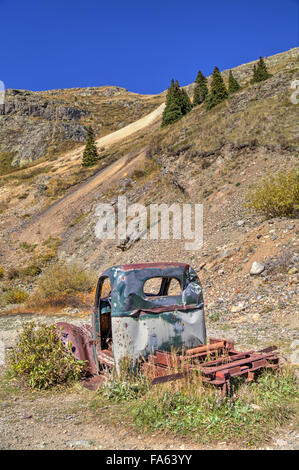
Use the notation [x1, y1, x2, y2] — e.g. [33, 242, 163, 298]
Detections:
[290, 350, 299, 365]
[219, 248, 233, 258]
[69, 440, 91, 448]
[250, 262, 265, 275]
[231, 302, 246, 313]
[276, 439, 288, 447]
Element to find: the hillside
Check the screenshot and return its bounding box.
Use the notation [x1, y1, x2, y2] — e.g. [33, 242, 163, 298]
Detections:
[0, 47, 298, 355]
[0, 46, 298, 451]
[0, 86, 164, 168]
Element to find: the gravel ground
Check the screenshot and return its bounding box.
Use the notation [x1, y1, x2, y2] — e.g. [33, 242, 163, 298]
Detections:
[0, 310, 298, 451]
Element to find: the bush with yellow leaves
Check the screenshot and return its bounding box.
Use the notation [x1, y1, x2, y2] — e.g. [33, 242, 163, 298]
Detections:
[246, 169, 299, 218]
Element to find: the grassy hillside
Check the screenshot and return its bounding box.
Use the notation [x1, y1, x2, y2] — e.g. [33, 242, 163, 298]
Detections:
[0, 47, 298, 451]
[0, 48, 298, 332]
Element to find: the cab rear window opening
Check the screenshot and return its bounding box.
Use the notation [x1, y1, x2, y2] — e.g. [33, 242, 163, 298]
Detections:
[97, 275, 183, 304]
[143, 276, 182, 298]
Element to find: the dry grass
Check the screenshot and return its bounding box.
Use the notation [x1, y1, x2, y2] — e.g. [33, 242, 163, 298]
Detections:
[27, 261, 96, 308]
[92, 359, 298, 446]
[1, 288, 29, 305]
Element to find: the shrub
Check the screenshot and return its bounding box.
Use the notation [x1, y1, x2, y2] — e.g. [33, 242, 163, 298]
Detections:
[9, 322, 85, 389]
[1, 288, 29, 305]
[6, 267, 19, 280]
[0, 266, 4, 279]
[20, 242, 37, 253]
[246, 169, 299, 218]
[29, 261, 95, 307]
[21, 263, 42, 277]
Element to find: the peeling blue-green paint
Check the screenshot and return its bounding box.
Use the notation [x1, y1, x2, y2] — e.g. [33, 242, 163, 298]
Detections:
[93, 263, 206, 369]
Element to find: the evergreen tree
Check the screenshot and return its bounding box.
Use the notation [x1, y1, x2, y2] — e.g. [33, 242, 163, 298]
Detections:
[193, 83, 201, 106]
[162, 100, 183, 127]
[180, 87, 192, 114]
[194, 69, 208, 104]
[205, 66, 228, 110]
[161, 79, 191, 127]
[228, 70, 240, 94]
[251, 57, 271, 83]
[82, 126, 99, 167]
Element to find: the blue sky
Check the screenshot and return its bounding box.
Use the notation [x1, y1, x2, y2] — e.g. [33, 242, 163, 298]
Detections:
[0, 0, 298, 94]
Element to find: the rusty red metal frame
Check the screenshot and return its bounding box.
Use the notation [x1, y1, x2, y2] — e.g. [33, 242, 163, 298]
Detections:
[142, 338, 279, 395]
[56, 321, 279, 394]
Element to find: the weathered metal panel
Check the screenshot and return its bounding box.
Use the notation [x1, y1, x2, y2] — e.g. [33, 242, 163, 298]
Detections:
[92, 262, 206, 369]
[96, 263, 203, 317]
[111, 307, 206, 369]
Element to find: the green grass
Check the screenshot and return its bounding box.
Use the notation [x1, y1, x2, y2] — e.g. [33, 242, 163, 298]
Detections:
[0, 152, 17, 176]
[68, 212, 89, 228]
[91, 366, 298, 447]
[208, 311, 223, 322]
[0, 370, 22, 401]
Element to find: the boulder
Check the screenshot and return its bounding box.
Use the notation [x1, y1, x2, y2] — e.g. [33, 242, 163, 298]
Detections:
[250, 262, 265, 275]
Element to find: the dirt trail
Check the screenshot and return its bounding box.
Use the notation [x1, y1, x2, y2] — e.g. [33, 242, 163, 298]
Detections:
[54, 102, 165, 170]
[18, 148, 147, 243]
[94, 103, 165, 149]
[1, 388, 297, 450]
[0, 103, 165, 179]
[14, 102, 165, 243]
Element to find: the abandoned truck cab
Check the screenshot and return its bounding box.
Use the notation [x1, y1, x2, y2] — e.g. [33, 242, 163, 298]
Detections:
[57, 262, 279, 393]
[93, 262, 206, 370]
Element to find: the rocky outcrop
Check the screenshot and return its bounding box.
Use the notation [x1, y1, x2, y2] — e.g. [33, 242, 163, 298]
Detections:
[0, 86, 163, 168]
[0, 115, 88, 166]
[3, 90, 89, 121]
[0, 89, 90, 166]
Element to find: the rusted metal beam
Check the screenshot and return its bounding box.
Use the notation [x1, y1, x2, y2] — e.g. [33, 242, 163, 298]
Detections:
[145, 338, 279, 394]
[185, 341, 225, 355]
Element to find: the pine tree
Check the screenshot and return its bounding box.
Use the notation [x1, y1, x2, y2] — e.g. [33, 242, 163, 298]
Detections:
[193, 83, 201, 106]
[180, 87, 192, 114]
[205, 66, 228, 110]
[161, 79, 191, 127]
[162, 100, 183, 127]
[228, 70, 240, 94]
[82, 126, 99, 167]
[251, 57, 271, 83]
[194, 69, 208, 104]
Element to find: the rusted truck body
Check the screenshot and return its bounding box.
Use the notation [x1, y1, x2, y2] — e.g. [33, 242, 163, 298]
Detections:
[93, 262, 206, 371]
[57, 262, 279, 393]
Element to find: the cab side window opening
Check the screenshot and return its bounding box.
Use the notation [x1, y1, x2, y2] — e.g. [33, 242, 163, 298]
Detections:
[99, 277, 112, 351]
[143, 277, 182, 298]
[101, 277, 112, 301]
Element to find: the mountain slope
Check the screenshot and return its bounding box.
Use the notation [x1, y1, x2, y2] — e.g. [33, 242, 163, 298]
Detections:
[0, 48, 298, 360]
[0, 86, 164, 167]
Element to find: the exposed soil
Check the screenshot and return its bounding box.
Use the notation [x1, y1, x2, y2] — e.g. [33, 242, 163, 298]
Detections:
[0, 311, 298, 451]
[0, 371, 298, 450]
